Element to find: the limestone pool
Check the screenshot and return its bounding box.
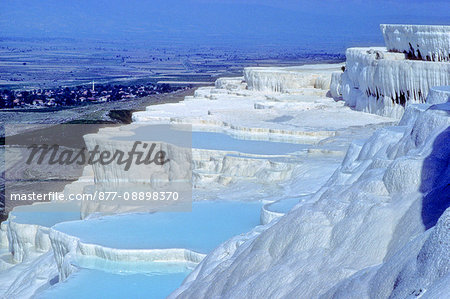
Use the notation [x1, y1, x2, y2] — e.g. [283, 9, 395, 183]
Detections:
[10, 202, 80, 227]
[113, 125, 309, 156]
[35, 266, 191, 299]
[36, 200, 263, 298]
[266, 197, 300, 214]
[52, 200, 263, 253]
[191, 131, 308, 155]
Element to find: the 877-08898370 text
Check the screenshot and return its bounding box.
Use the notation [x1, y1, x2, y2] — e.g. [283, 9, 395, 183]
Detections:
[8, 191, 179, 202]
[95, 191, 179, 201]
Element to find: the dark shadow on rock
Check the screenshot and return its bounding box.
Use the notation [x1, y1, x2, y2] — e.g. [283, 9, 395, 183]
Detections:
[420, 126, 450, 229]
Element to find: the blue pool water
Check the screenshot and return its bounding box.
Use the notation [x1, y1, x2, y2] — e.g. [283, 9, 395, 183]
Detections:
[53, 200, 262, 253]
[73, 257, 197, 275]
[191, 131, 307, 155]
[36, 200, 263, 298]
[35, 268, 190, 299]
[266, 198, 299, 214]
[10, 202, 80, 227]
[114, 125, 307, 155]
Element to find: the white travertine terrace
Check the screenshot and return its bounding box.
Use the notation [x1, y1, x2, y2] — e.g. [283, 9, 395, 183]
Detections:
[83, 128, 192, 187]
[0, 62, 396, 298]
[214, 77, 245, 90]
[330, 71, 343, 99]
[49, 228, 205, 281]
[173, 94, 450, 299]
[331, 24, 450, 118]
[323, 207, 450, 298]
[340, 47, 450, 118]
[427, 85, 450, 104]
[244, 64, 342, 93]
[381, 24, 450, 62]
[5, 216, 51, 263]
[1, 33, 449, 297]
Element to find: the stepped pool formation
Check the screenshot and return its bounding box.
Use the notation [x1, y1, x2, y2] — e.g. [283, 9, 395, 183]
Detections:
[1, 24, 449, 298]
[36, 263, 193, 299]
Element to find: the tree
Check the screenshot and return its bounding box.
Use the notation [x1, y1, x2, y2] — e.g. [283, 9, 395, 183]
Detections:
[3, 94, 15, 108]
[0, 96, 5, 108]
[158, 83, 171, 93]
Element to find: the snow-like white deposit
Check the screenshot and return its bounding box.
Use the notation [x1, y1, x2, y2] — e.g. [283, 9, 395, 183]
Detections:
[0, 202, 80, 263]
[323, 206, 450, 298]
[381, 24, 450, 62]
[244, 63, 343, 93]
[133, 65, 390, 142]
[0, 251, 58, 298]
[427, 85, 450, 105]
[2, 54, 448, 299]
[0, 62, 396, 298]
[330, 70, 343, 99]
[214, 77, 245, 90]
[172, 100, 449, 298]
[49, 227, 205, 281]
[341, 47, 450, 118]
[337, 24, 450, 119]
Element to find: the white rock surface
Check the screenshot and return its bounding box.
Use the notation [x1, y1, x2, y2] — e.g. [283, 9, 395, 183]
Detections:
[0, 251, 58, 298]
[6, 220, 50, 263]
[381, 24, 450, 62]
[427, 85, 450, 105]
[330, 70, 343, 99]
[172, 100, 449, 298]
[244, 63, 343, 93]
[2, 59, 446, 299]
[323, 206, 449, 298]
[1, 202, 80, 263]
[49, 228, 205, 281]
[342, 47, 450, 118]
[215, 77, 245, 90]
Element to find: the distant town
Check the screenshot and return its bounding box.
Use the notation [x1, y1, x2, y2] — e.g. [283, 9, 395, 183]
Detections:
[0, 83, 184, 109]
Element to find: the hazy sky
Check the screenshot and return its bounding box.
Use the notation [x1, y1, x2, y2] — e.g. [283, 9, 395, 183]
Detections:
[1, 0, 449, 50]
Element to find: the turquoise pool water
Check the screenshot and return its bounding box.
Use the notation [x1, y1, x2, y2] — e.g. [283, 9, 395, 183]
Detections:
[53, 200, 262, 253]
[191, 131, 307, 155]
[73, 257, 197, 275]
[114, 125, 308, 155]
[266, 198, 299, 214]
[10, 202, 80, 227]
[36, 200, 263, 299]
[35, 267, 190, 299]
